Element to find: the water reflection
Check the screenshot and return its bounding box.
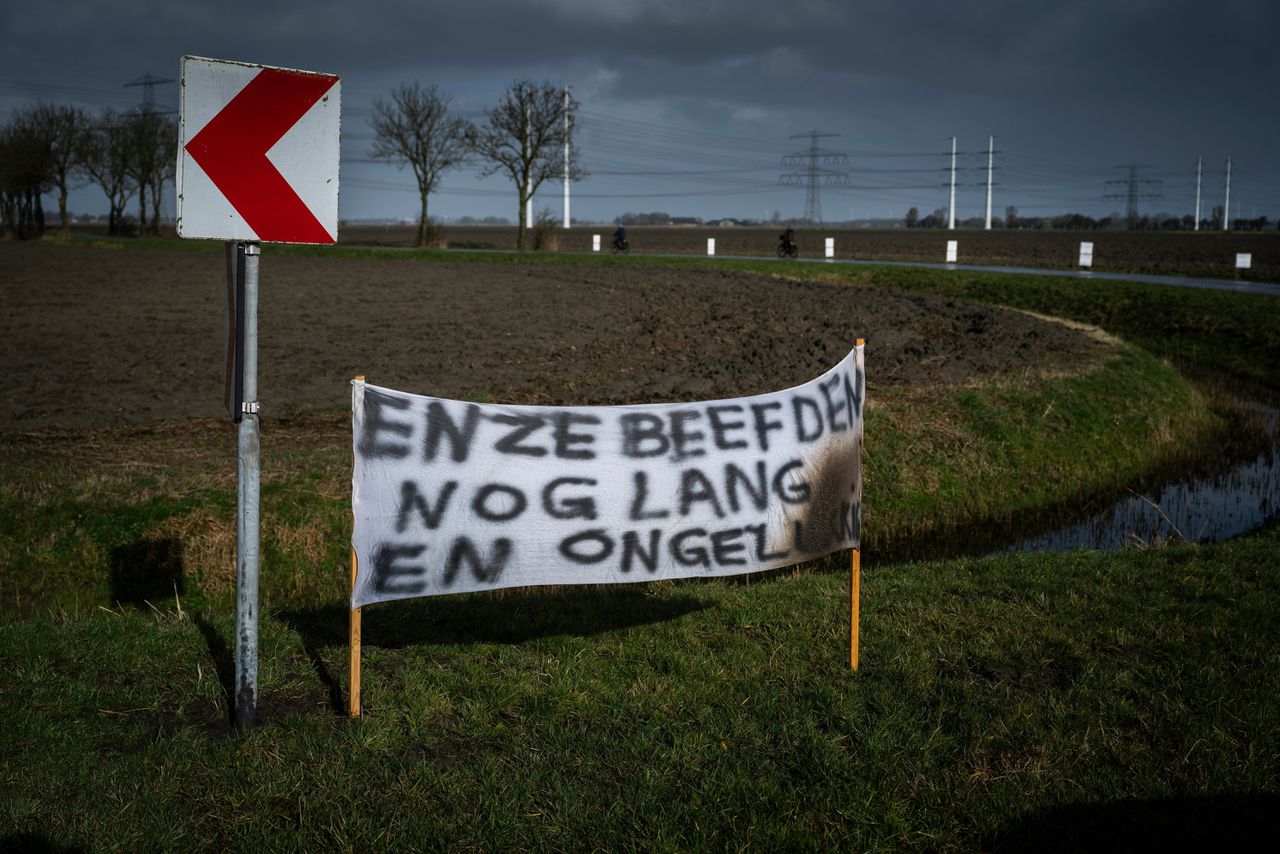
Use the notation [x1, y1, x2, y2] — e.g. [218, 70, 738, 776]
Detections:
[1006, 405, 1280, 553]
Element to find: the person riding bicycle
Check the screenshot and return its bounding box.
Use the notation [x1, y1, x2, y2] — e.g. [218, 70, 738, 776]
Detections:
[613, 225, 627, 250]
[779, 226, 795, 251]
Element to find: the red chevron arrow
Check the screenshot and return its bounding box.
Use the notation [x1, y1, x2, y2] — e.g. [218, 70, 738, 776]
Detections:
[185, 68, 338, 244]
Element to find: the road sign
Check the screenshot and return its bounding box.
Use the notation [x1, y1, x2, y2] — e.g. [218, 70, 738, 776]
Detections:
[178, 56, 341, 244]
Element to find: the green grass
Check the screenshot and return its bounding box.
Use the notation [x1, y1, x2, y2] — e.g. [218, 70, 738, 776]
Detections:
[0, 340, 1218, 618]
[815, 265, 1280, 392]
[864, 345, 1219, 555]
[3, 242, 1278, 849]
[2, 528, 1277, 849]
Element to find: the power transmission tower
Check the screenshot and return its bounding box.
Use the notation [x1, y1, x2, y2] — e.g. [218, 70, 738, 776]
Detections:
[779, 131, 851, 224]
[1104, 163, 1163, 228]
[125, 73, 176, 115]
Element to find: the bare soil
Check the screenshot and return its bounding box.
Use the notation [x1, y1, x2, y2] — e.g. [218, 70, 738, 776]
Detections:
[1, 241, 1110, 432]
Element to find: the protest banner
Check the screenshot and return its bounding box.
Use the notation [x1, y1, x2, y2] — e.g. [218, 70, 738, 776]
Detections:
[348, 344, 864, 713]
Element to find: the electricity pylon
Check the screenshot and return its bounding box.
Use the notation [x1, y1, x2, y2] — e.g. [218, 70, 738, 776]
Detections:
[779, 131, 851, 224]
[125, 73, 176, 115]
[1104, 163, 1163, 228]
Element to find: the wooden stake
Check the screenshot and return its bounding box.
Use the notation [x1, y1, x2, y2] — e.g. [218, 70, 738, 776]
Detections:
[350, 563, 362, 717]
[350, 376, 364, 718]
[851, 548, 861, 671]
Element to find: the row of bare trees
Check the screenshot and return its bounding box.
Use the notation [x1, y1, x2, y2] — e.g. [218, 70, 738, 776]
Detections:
[369, 78, 584, 250]
[0, 103, 176, 240]
[5, 79, 570, 246]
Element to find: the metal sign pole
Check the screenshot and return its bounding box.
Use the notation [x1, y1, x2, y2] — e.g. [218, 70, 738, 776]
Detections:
[180, 57, 340, 731]
[235, 241, 262, 727]
[224, 243, 246, 421]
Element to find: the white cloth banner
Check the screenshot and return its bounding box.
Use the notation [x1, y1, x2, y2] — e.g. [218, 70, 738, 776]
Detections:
[350, 345, 863, 608]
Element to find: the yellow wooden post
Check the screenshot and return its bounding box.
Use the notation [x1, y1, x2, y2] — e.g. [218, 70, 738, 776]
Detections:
[850, 548, 861, 671]
[350, 376, 364, 718]
[350, 555, 362, 717]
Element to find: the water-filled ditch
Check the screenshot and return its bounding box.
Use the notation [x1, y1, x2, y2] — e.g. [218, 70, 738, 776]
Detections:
[1005, 402, 1279, 553]
[878, 396, 1280, 563]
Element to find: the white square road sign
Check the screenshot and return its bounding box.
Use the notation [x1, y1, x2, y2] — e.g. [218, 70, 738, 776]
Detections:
[177, 56, 341, 244]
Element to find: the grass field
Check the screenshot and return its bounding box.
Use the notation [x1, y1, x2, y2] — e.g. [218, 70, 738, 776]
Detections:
[3, 531, 1277, 849]
[2, 242, 1278, 849]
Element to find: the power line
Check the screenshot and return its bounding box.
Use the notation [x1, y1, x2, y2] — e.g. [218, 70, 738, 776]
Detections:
[1103, 163, 1164, 226]
[778, 130, 851, 224]
[124, 73, 176, 116]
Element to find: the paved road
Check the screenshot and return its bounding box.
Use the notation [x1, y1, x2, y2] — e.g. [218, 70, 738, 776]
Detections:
[441, 244, 1280, 298]
[783, 255, 1280, 298]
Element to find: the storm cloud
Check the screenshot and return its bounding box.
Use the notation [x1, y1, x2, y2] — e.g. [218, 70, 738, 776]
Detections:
[2, 0, 1276, 222]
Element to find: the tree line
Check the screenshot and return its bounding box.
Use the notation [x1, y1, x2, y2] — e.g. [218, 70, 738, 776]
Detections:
[903, 205, 1275, 231]
[1, 77, 577, 249]
[15, 84, 1272, 244]
[368, 78, 583, 250]
[1, 103, 175, 240]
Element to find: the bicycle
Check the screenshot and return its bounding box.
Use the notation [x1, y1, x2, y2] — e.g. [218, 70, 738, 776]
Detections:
[611, 237, 630, 254]
[777, 239, 798, 259]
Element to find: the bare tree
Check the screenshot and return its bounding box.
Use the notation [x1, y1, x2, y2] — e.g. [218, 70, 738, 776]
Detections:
[149, 116, 177, 234]
[19, 103, 93, 237]
[0, 112, 53, 240]
[467, 79, 584, 249]
[0, 123, 25, 238]
[123, 109, 176, 236]
[0, 122, 21, 238]
[78, 109, 135, 235]
[369, 82, 470, 248]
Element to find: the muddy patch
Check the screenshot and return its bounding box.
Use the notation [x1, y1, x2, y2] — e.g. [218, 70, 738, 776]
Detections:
[1, 243, 1113, 431]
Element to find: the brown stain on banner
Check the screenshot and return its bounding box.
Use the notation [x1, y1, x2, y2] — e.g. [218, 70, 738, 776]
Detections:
[783, 433, 861, 558]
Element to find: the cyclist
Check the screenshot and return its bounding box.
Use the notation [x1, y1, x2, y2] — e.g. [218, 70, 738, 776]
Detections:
[613, 225, 628, 251]
[779, 226, 796, 255]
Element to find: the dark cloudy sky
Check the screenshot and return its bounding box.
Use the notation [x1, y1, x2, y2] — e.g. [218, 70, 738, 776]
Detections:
[3, 0, 1277, 224]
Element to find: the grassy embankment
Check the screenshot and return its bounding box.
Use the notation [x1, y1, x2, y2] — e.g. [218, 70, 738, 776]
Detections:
[2, 240, 1277, 849]
[3, 530, 1277, 849]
